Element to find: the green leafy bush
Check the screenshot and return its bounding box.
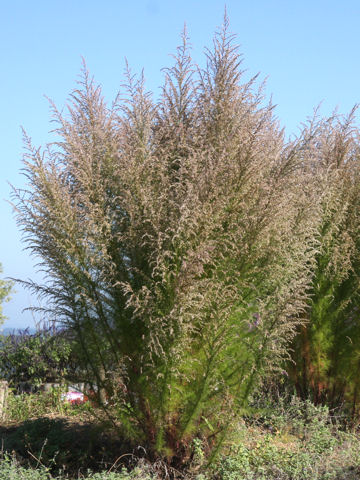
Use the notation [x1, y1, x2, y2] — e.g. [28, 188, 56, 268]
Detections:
[0, 326, 78, 387]
[0, 263, 13, 326]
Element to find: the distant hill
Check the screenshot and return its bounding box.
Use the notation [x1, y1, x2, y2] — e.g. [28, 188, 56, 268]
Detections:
[1, 327, 36, 336]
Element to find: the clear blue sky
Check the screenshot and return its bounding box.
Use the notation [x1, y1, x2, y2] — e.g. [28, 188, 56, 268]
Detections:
[1, 0, 360, 329]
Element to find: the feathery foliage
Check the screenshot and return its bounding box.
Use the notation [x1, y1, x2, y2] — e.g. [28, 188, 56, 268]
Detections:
[289, 109, 360, 415]
[13, 16, 324, 463]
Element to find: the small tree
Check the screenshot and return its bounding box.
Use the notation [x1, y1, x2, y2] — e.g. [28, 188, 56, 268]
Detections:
[13, 17, 319, 463]
[0, 326, 78, 387]
[0, 263, 13, 326]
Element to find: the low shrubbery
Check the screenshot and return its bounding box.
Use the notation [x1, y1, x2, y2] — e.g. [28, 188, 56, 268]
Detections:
[212, 397, 360, 480]
[5, 387, 92, 423]
[1, 393, 359, 479]
[0, 455, 157, 479]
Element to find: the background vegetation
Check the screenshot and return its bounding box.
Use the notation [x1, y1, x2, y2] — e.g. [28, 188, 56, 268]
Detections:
[0, 264, 13, 325]
[0, 326, 79, 387]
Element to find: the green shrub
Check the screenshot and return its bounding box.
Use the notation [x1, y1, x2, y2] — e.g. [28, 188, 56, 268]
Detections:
[0, 455, 51, 480]
[214, 435, 360, 480]
[0, 326, 78, 387]
[0, 263, 13, 326]
[213, 397, 360, 480]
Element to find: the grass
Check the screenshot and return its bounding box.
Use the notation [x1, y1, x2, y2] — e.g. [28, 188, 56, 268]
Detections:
[0, 455, 157, 479]
[1, 388, 359, 479]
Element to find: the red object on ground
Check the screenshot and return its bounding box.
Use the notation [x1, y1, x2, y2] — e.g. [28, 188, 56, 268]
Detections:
[62, 391, 88, 405]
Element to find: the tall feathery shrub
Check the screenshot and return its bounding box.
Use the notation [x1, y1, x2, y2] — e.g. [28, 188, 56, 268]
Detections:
[13, 18, 319, 463]
[288, 110, 360, 416]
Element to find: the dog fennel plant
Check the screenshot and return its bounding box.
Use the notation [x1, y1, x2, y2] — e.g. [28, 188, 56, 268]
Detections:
[13, 14, 340, 464]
